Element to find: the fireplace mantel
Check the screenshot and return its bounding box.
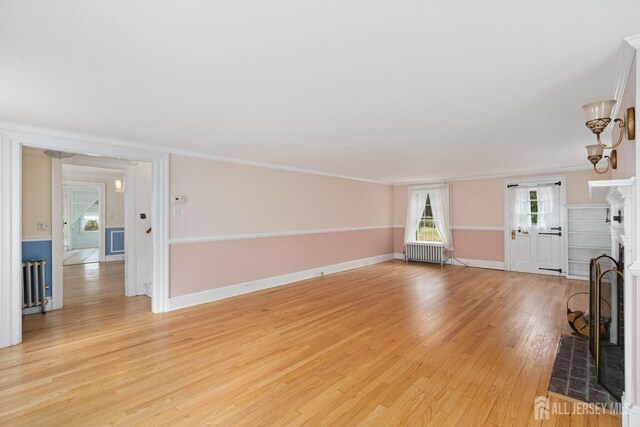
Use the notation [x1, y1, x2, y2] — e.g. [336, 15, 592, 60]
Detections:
[588, 178, 635, 203]
[588, 178, 635, 257]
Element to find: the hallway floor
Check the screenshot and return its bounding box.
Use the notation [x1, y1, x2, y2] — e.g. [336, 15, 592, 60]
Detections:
[63, 247, 99, 265]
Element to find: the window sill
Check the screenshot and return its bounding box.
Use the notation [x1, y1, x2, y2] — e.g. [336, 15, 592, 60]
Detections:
[404, 241, 444, 246]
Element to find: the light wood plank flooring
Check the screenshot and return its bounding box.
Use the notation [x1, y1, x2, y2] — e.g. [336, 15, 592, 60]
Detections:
[0, 260, 621, 426]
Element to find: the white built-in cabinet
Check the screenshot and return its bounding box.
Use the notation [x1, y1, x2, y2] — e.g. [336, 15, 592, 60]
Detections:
[566, 205, 612, 279]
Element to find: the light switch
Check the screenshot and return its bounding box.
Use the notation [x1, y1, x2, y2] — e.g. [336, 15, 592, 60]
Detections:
[173, 207, 180, 217]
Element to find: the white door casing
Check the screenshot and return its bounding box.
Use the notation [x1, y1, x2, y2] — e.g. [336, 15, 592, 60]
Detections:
[0, 125, 170, 349]
[136, 162, 153, 297]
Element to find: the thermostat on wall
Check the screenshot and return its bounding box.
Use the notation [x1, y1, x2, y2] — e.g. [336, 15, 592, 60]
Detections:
[173, 195, 186, 204]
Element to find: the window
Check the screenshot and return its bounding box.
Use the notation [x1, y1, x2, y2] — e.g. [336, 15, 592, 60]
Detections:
[529, 190, 538, 226]
[416, 194, 442, 242]
[82, 213, 99, 232]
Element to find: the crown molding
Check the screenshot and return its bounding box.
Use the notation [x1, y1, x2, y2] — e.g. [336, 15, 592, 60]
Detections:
[0, 122, 389, 186]
[391, 164, 593, 186]
[610, 37, 638, 122]
[625, 33, 640, 49]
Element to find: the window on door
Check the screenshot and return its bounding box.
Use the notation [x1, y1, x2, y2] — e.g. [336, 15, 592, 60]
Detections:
[529, 190, 538, 226]
[513, 187, 541, 229]
[416, 194, 442, 243]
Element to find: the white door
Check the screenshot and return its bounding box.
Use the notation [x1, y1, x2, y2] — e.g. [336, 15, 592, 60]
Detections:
[63, 188, 71, 251]
[135, 163, 153, 297]
[509, 184, 563, 275]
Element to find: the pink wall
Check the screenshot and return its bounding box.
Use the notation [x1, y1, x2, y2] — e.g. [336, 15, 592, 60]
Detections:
[170, 155, 392, 239]
[392, 185, 407, 226]
[613, 60, 636, 180]
[168, 154, 621, 297]
[169, 155, 395, 297]
[625, 54, 640, 408]
[565, 169, 612, 204]
[393, 227, 404, 254]
[170, 228, 392, 296]
[451, 178, 504, 227]
[451, 229, 504, 262]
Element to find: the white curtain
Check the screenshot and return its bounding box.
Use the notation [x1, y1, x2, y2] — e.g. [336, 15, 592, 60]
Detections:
[511, 187, 532, 230]
[404, 189, 429, 243]
[429, 187, 454, 251]
[536, 185, 556, 229]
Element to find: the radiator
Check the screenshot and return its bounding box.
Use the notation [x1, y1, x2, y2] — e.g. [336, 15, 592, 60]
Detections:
[22, 260, 48, 314]
[405, 243, 444, 265]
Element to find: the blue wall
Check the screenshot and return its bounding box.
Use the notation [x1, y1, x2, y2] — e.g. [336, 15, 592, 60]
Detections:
[105, 227, 125, 256]
[22, 240, 53, 297]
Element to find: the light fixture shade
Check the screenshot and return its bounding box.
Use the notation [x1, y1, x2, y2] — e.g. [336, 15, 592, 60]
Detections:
[43, 150, 76, 159]
[582, 100, 616, 122]
[586, 144, 604, 158]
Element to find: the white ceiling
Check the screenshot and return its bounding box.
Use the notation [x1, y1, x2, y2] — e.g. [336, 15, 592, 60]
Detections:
[1, 1, 639, 183]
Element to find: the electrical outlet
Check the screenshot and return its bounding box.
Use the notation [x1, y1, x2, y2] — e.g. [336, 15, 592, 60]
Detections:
[37, 221, 50, 232]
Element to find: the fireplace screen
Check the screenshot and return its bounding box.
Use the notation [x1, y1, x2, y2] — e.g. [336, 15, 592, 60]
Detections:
[589, 254, 624, 401]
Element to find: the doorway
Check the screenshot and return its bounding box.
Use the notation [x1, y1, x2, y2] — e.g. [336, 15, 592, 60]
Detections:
[63, 184, 104, 265]
[505, 176, 566, 275]
[1, 129, 169, 349]
[53, 157, 155, 308]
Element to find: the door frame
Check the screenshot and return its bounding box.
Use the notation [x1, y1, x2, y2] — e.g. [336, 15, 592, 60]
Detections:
[62, 181, 106, 263]
[0, 125, 170, 349]
[503, 174, 567, 274]
[57, 157, 139, 300]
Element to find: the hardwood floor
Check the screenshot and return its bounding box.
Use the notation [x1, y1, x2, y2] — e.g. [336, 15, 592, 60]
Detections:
[0, 260, 621, 426]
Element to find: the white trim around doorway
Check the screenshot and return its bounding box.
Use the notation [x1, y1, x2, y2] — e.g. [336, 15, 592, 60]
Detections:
[59, 157, 139, 298]
[0, 126, 170, 349]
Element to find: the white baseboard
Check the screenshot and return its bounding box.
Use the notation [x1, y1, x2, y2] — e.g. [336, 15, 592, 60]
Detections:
[393, 252, 404, 260]
[451, 258, 504, 270]
[105, 254, 124, 262]
[624, 399, 640, 427]
[167, 253, 394, 312]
